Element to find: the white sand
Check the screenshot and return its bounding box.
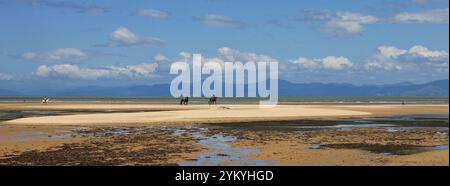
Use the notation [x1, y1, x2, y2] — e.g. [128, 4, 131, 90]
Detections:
[2, 104, 448, 126]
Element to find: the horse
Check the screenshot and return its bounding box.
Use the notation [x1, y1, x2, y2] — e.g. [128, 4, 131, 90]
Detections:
[180, 96, 189, 105]
[208, 96, 217, 105]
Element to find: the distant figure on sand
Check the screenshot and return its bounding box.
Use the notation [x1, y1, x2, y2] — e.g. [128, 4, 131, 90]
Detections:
[180, 96, 189, 105]
[208, 95, 217, 105]
[42, 96, 50, 104]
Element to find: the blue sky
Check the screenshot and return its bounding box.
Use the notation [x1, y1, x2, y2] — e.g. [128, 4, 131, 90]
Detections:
[0, 0, 449, 89]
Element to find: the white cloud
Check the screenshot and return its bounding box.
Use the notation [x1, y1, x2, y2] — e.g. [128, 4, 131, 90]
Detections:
[408, 45, 449, 60]
[20, 48, 88, 63]
[288, 58, 322, 69]
[194, 14, 244, 28]
[36, 65, 52, 76]
[107, 63, 158, 77]
[290, 56, 353, 70]
[393, 8, 449, 24]
[217, 47, 278, 62]
[298, 10, 378, 36]
[377, 45, 408, 58]
[376, 45, 449, 61]
[107, 27, 164, 48]
[111, 27, 139, 43]
[322, 56, 353, 70]
[161, 48, 278, 74]
[153, 53, 170, 62]
[178, 51, 192, 59]
[365, 45, 449, 71]
[36, 63, 158, 79]
[0, 73, 13, 80]
[324, 12, 378, 35]
[136, 8, 168, 19]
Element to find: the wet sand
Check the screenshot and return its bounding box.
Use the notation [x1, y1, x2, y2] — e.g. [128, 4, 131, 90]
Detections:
[222, 127, 449, 166]
[0, 125, 87, 157]
[0, 126, 207, 165]
[0, 103, 448, 166]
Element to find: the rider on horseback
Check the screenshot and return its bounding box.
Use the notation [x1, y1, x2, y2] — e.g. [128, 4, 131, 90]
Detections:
[208, 95, 217, 105]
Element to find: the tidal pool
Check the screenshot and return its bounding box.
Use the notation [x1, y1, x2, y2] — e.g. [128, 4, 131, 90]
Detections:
[176, 128, 278, 166]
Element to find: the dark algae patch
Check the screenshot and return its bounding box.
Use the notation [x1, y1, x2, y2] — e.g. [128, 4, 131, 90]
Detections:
[0, 127, 205, 166]
[320, 143, 433, 155]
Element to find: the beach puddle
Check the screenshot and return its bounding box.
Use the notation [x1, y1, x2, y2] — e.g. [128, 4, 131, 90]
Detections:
[293, 124, 398, 131]
[433, 145, 449, 150]
[176, 128, 278, 166]
[309, 144, 321, 150]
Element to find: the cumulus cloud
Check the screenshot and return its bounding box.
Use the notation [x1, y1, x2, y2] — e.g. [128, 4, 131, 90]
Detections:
[178, 52, 192, 59]
[322, 56, 354, 70]
[364, 45, 449, 71]
[393, 8, 449, 24]
[136, 8, 168, 19]
[35, 65, 52, 76]
[290, 56, 353, 70]
[35, 63, 158, 79]
[158, 47, 278, 74]
[168, 48, 277, 64]
[296, 10, 378, 36]
[20, 48, 88, 63]
[217, 47, 278, 63]
[153, 53, 170, 62]
[376, 45, 408, 58]
[104, 27, 164, 48]
[193, 14, 245, 28]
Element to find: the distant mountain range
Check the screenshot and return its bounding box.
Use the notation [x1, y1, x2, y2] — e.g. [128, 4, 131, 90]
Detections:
[0, 79, 448, 96]
[278, 79, 449, 96]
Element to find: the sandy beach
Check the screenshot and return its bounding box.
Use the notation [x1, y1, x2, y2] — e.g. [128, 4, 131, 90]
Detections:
[1, 103, 448, 126]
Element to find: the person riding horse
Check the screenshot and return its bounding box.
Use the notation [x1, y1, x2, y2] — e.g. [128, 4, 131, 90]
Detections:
[180, 96, 189, 105]
[208, 95, 217, 105]
[42, 96, 50, 104]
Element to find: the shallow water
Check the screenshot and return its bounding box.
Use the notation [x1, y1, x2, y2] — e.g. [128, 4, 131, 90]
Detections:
[293, 124, 398, 131]
[177, 129, 278, 166]
[211, 114, 449, 130]
[433, 145, 449, 150]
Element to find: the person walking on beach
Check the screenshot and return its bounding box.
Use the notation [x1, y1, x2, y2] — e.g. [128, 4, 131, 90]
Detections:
[208, 95, 217, 105]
